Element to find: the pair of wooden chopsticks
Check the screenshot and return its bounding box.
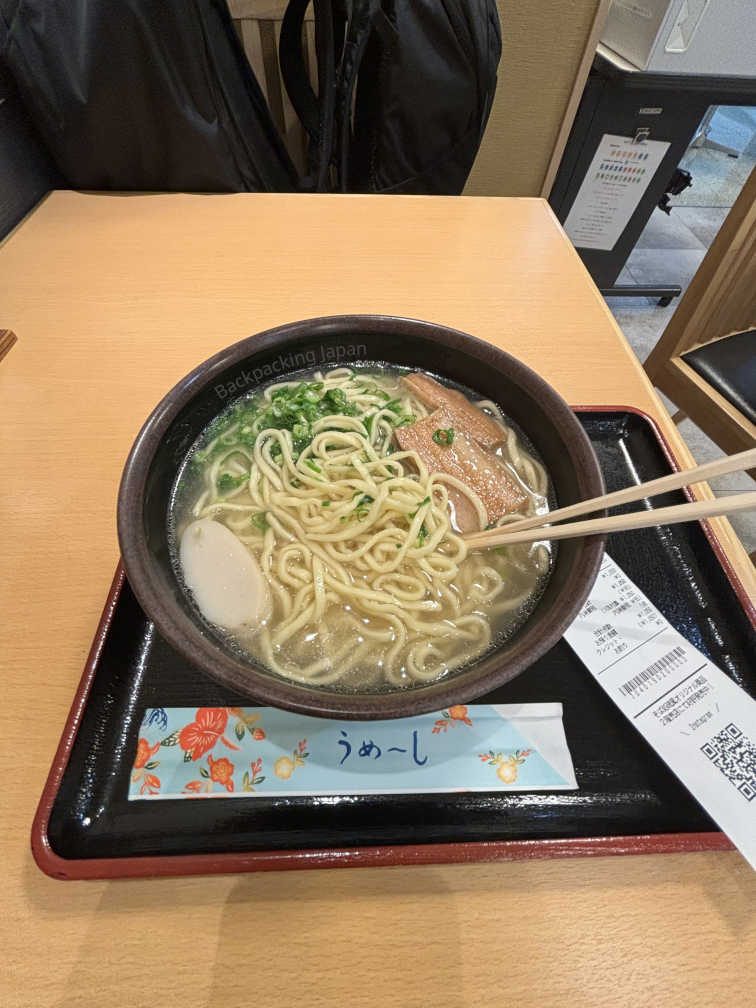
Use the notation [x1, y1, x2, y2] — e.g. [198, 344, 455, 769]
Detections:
[464, 446, 756, 549]
[0, 329, 17, 365]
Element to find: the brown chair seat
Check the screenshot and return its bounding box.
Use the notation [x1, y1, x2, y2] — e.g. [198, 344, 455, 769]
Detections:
[682, 329, 756, 426]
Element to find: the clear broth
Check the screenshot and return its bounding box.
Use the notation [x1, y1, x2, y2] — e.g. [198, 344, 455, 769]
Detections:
[170, 364, 555, 692]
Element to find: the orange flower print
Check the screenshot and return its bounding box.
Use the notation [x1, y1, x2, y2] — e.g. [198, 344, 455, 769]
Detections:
[478, 748, 531, 784]
[134, 737, 160, 769]
[208, 755, 235, 791]
[449, 705, 472, 724]
[183, 754, 236, 794]
[140, 773, 161, 795]
[179, 707, 239, 761]
[135, 709, 268, 798]
[131, 737, 161, 794]
[432, 706, 473, 734]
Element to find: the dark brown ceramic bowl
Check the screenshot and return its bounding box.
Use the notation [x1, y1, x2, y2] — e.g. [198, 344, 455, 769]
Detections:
[118, 315, 605, 719]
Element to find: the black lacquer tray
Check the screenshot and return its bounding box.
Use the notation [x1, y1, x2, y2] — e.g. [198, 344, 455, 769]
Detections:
[32, 410, 756, 879]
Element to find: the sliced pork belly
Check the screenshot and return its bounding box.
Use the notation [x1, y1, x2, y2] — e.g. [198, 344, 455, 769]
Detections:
[402, 373, 506, 449]
[394, 408, 528, 533]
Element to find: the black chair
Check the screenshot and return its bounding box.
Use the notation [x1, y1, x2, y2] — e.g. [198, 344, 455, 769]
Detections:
[644, 168, 756, 483]
[683, 329, 756, 429]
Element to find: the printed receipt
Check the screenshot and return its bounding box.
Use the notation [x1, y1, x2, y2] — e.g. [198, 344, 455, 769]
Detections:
[564, 554, 756, 869]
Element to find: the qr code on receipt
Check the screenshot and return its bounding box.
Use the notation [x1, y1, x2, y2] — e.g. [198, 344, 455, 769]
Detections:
[701, 724, 756, 802]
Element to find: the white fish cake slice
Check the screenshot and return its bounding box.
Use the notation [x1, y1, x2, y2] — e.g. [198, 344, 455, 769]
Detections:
[179, 518, 271, 632]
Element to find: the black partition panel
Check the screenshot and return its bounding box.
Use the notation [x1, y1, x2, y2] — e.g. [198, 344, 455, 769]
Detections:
[0, 60, 60, 239]
[549, 51, 756, 293]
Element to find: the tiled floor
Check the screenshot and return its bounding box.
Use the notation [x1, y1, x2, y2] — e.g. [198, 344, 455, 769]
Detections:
[607, 207, 725, 363]
[677, 106, 756, 209]
[603, 108, 754, 556]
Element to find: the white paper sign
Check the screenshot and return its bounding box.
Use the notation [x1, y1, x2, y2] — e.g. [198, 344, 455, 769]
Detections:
[563, 134, 670, 251]
[565, 554, 756, 869]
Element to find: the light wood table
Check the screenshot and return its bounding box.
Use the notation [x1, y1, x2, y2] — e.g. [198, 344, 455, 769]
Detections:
[2, 192, 754, 1008]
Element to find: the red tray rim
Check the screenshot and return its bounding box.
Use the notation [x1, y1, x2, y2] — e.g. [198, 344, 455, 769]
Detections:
[32, 405, 753, 880]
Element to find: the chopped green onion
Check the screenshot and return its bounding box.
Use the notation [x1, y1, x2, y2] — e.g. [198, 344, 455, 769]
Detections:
[323, 387, 347, 411]
[321, 500, 331, 507]
[408, 496, 431, 519]
[432, 428, 455, 447]
[417, 523, 429, 548]
[250, 512, 269, 532]
[217, 472, 247, 494]
[305, 459, 321, 473]
[354, 494, 374, 520]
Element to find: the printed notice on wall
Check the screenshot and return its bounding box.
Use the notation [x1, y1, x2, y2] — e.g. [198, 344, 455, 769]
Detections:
[563, 134, 670, 251]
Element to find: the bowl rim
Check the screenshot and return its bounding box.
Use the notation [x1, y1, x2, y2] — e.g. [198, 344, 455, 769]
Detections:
[118, 314, 605, 719]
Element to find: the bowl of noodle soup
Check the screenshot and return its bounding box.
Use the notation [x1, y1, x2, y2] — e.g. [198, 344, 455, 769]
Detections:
[118, 316, 605, 719]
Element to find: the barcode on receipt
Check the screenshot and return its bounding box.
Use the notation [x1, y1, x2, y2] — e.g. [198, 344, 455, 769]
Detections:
[619, 645, 687, 697]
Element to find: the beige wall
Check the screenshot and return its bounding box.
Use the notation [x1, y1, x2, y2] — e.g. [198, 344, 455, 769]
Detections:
[465, 0, 607, 197]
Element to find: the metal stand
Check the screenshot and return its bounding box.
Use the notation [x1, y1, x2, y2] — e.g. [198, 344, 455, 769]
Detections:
[600, 284, 682, 307]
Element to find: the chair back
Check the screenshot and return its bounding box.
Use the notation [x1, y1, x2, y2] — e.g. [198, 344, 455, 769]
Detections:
[228, 2, 314, 173]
